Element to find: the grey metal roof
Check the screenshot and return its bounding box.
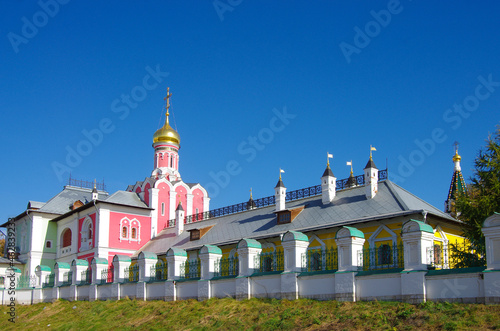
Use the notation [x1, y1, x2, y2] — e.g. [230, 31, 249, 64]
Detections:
[136, 180, 456, 256]
[28, 201, 45, 209]
[37, 186, 109, 215]
[104, 191, 149, 208]
[0, 256, 22, 265]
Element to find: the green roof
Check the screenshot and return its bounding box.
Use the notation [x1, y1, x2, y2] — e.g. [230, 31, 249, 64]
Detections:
[72, 259, 89, 267]
[336, 226, 365, 239]
[167, 247, 187, 257]
[200, 245, 222, 255]
[403, 219, 434, 234]
[138, 251, 158, 260]
[92, 257, 108, 265]
[55, 262, 70, 269]
[113, 255, 132, 262]
[10, 267, 22, 273]
[37, 265, 51, 272]
[282, 231, 309, 242]
[237, 238, 262, 249]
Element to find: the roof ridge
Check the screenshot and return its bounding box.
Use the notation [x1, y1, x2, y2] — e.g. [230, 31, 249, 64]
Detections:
[386, 180, 447, 216]
[383, 180, 409, 211]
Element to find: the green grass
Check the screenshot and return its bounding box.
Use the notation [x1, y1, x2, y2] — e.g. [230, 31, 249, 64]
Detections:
[1, 298, 499, 330]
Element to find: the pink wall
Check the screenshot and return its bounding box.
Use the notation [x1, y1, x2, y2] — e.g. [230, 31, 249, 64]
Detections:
[192, 188, 204, 216]
[157, 182, 171, 229]
[108, 211, 151, 250]
[135, 187, 142, 194]
[175, 186, 187, 213]
[78, 213, 96, 253]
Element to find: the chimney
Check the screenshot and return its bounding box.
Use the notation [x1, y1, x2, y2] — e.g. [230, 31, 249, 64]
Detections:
[321, 162, 336, 204]
[364, 156, 378, 199]
[175, 201, 185, 236]
[275, 172, 287, 212]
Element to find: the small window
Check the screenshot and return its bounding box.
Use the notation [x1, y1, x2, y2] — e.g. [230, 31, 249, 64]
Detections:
[62, 229, 72, 248]
[277, 212, 291, 224]
[46, 241, 52, 248]
[161, 202, 165, 216]
[131, 227, 137, 239]
[378, 244, 392, 265]
[122, 226, 128, 238]
[190, 229, 200, 241]
[434, 244, 442, 265]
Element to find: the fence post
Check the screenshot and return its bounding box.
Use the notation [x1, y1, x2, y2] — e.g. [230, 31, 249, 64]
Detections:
[281, 231, 309, 299]
[335, 226, 365, 302]
[113, 255, 132, 283]
[54, 262, 70, 287]
[482, 213, 500, 303]
[236, 238, 262, 300]
[35, 265, 51, 288]
[71, 259, 89, 285]
[400, 219, 434, 303]
[138, 252, 158, 282]
[91, 258, 108, 285]
[198, 245, 222, 301]
[166, 248, 187, 301]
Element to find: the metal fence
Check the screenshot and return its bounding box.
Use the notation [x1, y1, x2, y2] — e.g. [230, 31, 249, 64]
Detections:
[61, 271, 73, 286]
[100, 265, 114, 284]
[149, 262, 168, 282]
[43, 273, 55, 288]
[254, 250, 284, 274]
[81, 268, 92, 285]
[124, 264, 139, 283]
[427, 241, 486, 269]
[180, 259, 201, 280]
[302, 247, 338, 273]
[17, 275, 37, 289]
[359, 243, 404, 271]
[214, 256, 239, 278]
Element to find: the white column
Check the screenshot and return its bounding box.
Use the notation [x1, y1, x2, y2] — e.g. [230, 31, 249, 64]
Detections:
[186, 193, 194, 217]
[199, 245, 222, 301]
[175, 204, 185, 236]
[482, 213, 500, 304]
[54, 262, 70, 287]
[364, 161, 379, 199]
[149, 187, 159, 239]
[91, 258, 109, 285]
[35, 265, 51, 288]
[321, 165, 336, 204]
[166, 248, 188, 280]
[138, 252, 158, 282]
[335, 226, 365, 302]
[275, 180, 286, 212]
[169, 191, 176, 221]
[401, 220, 435, 271]
[71, 259, 89, 285]
[281, 231, 309, 300]
[236, 238, 262, 300]
[112, 255, 132, 283]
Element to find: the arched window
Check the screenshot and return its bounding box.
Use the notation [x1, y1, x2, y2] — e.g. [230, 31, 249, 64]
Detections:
[131, 227, 137, 239]
[170, 156, 173, 168]
[62, 229, 72, 248]
[122, 226, 128, 239]
[88, 223, 92, 240]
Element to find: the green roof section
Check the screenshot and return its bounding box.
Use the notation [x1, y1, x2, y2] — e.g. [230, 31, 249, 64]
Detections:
[71, 259, 89, 267]
[282, 231, 309, 242]
[92, 257, 108, 265]
[336, 226, 365, 239]
[167, 247, 187, 257]
[10, 267, 22, 273]
[237, 238, 262, 249]
[138, 251, 158, 260]
[36, 265, 51, 272]
[113, 255, 132, 262]
[200, 245, 222, 255]
[55, 262, 70, 269]
[403, 219, 434, 234]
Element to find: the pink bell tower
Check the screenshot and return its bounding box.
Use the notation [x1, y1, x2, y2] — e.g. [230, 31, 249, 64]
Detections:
[152, 87, 181, 181]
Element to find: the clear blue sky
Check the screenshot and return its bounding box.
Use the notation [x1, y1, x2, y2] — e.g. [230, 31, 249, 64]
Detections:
[1, 1, 499, 224]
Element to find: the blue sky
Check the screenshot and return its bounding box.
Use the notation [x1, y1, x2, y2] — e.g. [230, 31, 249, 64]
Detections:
[1, 1, 499, 224]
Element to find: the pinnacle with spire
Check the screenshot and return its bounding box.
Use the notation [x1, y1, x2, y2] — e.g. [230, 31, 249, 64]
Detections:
[445, 142, 466, 215]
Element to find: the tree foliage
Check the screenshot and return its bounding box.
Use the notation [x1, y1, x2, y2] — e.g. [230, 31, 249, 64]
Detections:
[455, 125, 500, 261]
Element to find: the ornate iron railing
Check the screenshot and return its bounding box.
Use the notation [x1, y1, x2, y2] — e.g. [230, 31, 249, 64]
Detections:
[68, 175, 106, 191]
[43, 273, 55, 288]
[427, 241, 486, 269]
[301, 247, 338, 273]
[100, 265, 114, 284]
[60, 271, 73, 286]
[214, 256, 239, 278]
[180, 259, 201, 280]
[149, 262, 168, 282]
[124, 264, 139, 283]
[254, 250, 284, 274]
[81, 269, 92, 285]
[169, 170, 387, 228]
[359, 243, 404, 271]
[17, 275, 37, 289]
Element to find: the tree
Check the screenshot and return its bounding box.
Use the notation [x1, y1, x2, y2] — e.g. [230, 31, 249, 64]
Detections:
[454, 124, 500, 266]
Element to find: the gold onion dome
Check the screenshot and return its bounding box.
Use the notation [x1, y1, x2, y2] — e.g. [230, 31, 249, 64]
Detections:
[452, 150, 461, 162]
[153, 112, 180, 145]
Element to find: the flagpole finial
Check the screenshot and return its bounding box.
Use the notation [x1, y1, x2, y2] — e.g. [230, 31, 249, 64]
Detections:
[250, 187, 253, 199]
[279, 168, 282, 180]
[370, 145, 377, 159]
[327, 152, 333, 166]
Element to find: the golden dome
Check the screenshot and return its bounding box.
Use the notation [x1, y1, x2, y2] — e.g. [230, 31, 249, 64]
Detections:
[452, 150, 461, 162]
[153, 112, 180, 145]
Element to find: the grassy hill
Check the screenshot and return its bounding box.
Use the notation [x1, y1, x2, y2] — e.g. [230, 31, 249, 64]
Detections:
[1, 298, 499, 330]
